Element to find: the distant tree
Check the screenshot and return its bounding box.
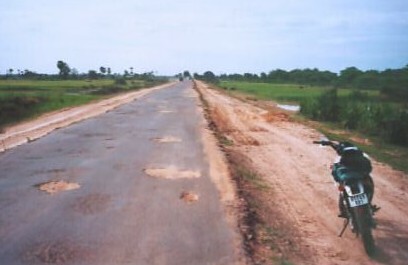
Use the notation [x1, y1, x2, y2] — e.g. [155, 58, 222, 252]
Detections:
[338, 67, 363, 88]
[57, 60, 71, 79]
[107, 67, 111, 76]
[99, 66, 106, 75]
[202, 71, 218, 84]
[260, 72, 267, 81]
[183, 70, 191, 79]
[268, 69, 288, 82]
[380, 67, 408, 100]
[354, 70, 381, 90]
[22, 69, 39, 79]
[88, 70, 98, 79]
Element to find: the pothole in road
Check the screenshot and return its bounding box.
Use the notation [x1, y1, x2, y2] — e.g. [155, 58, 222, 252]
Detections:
[152, 136, 182, 143]
[180, 191, 199, 203]
[144, 167, 201, 180]
[35, 180, 80, 194]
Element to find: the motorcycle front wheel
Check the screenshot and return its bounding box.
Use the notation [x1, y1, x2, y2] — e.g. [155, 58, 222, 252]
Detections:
[353, 205, 375, 256]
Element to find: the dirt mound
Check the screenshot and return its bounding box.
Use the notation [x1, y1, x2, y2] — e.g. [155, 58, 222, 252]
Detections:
[262, 110, 289, 122]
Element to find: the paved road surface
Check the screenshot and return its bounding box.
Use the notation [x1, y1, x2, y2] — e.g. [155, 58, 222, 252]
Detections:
[0, 81, 242, 265]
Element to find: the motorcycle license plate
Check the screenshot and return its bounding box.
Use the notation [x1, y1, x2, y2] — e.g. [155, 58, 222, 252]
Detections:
[348, 193, 369, 207]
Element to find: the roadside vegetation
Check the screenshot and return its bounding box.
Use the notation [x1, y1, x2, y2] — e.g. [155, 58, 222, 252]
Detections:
[195, 65, 408, 173]
[0, 61, 168, 131]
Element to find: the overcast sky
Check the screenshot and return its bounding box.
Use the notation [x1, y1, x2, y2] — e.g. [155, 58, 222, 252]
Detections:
[1, 0, 407, 75]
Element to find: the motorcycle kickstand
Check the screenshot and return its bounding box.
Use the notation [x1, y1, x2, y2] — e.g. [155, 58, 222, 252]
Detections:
[338, 219, 349, 237]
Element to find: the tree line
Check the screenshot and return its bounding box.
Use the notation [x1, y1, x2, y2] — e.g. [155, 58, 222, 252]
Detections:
[195, 65, 408, 100]
[1, 60, 159, 82]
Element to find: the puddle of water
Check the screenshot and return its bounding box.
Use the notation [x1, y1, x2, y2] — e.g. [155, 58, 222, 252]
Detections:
[35, 180, 80, 194]
[159, 110, 175, 113]
[277, 104, 300, 112]
[144, 167, 201, 179]
[180, 191, 199, 203]
[152, 136, 182, 143]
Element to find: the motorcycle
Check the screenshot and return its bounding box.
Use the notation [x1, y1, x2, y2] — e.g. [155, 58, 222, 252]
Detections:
[313, 140, 376, 255]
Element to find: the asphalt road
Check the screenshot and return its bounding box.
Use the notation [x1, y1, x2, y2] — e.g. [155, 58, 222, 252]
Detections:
[0, 81, 242, 265]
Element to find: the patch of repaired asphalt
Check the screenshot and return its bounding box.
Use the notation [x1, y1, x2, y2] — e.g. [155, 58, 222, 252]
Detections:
[152, 136, 182, 143]
[35, 180, 80, 194]
[144, 166, 201, 180]
[71, 193, 111, 215]
[180, 191, 199, 203]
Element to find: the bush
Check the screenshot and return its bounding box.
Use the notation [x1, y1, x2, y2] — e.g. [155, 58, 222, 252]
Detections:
[300, 90, 408, 146]
[318, 88, 340, 121]
[114, 78, 127, 86]
[300, 98, 319, 119]
[0, 96, 47, 129]
[301, 88, 339, 121]
[379, 108, 408, 145]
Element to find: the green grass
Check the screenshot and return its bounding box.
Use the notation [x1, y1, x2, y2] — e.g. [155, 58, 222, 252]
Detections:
[0, 79, 158, 131]
[0, 79, 116, 91]
[238, 167, 270, 191]
[220, 81, 379, 103]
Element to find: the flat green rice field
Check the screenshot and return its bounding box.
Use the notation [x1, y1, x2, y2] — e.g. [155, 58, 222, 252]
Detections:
[219, 81, 379, 103]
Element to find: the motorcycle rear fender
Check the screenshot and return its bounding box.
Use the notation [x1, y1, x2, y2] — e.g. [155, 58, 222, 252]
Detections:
[344, 181, 365, 196]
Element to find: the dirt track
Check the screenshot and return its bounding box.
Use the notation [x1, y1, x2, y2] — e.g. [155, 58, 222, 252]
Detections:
[197, 81, 408, 265]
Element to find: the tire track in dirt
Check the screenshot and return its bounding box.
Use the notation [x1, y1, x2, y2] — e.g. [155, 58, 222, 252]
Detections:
[197, 81, 408, 265]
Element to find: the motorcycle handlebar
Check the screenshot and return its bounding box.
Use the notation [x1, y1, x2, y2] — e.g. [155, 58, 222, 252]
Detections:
[312, 140, 339, 150]
[313, 140, 331, 145]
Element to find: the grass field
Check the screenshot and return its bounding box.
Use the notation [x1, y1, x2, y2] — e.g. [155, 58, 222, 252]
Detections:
[0, 79, 159, 131]
[0, 79, 114, 91]
[217, 80, 408, 174]
[219, 81, 380, 103]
